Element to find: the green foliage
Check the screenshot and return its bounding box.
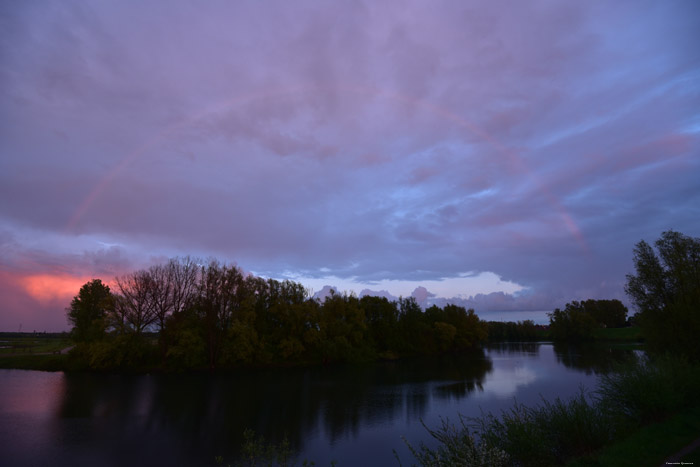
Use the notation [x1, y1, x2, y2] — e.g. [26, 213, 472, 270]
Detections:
[62, 259, 489, 371]
[548, 305, 597, 341]
[66, 279, 113, 343]
[161, 307, 207, 370]
[237, 428, 294, 467]
[577, 299, 628, 328]
[485, 320, 540, 341]
[474, 391, 611, 467]
[400, 417, 510, 467]
[596, 354, 700, 425]
[590, 326, 643, 342]
[0, 334, 71, 355]
[625, 230, 700, 361]
[566, 406, 700, 467]
[361, 295, 400, 352]
[548, 299, 630, 343]
[69, 334, 159, 371]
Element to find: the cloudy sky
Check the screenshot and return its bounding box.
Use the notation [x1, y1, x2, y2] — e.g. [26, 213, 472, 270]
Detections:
[1, 0, 699, 331]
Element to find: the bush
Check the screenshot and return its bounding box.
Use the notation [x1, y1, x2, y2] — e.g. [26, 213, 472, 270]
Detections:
[597, 354, 700, 425]
[473, 390, 611, 467]
[400, 417, 510, 467]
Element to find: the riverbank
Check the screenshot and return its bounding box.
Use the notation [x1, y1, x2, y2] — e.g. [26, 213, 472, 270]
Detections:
[567, 405, 700, 466]
[0, 326, 645, 373]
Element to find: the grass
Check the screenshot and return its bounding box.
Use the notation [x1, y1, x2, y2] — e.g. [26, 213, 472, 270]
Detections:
[0, 333, 71, 355]
[566, 405, 700, 466]
[0, 333, 74, 371]
[591, 326, 643, 342]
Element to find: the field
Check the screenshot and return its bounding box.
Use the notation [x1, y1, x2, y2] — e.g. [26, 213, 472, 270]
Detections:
[0, 333, 72, 355]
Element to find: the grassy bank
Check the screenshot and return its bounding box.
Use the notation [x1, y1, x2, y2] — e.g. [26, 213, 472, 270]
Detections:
[0, 333, 71, 355]
[567, 405, 700, 466]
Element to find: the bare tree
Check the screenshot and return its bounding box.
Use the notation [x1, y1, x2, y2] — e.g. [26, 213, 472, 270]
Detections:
[148, 263, 173, 333]
[114, 270, 157, 334]
[168, 256, 199, 316]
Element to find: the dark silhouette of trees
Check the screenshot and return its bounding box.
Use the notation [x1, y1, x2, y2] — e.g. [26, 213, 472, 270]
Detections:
[361, 295, 400, 356]
[579, 299, 628, 328]
[167, 257, 199, 316]
[66, 279, 113, 343]
[548, 299, 630, 341]
[65, 259, 489, 371]
[626, 230, 700, 360]
[195, 260, 244, 369]
[485, 320, 539, 341]
[548, 304, 597, 341]
[147, 263, 174, 333]
[113, 270, 157, 335]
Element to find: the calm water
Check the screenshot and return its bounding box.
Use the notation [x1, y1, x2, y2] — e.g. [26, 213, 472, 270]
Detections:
[0, 343, 640, 466]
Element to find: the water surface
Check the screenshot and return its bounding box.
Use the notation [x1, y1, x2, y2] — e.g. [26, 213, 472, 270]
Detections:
[0, 343, 639, 466]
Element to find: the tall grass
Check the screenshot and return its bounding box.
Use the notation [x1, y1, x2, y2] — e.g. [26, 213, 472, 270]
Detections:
[398, 417, 510, 467]
[403, 355, 700, 467]
[597, 354, 700, 426]
[474, 390, 611, 466]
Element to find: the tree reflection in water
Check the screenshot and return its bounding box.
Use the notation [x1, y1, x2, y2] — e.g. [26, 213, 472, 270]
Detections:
[55, 349, 493, 464]
[552, 342, 642, 375]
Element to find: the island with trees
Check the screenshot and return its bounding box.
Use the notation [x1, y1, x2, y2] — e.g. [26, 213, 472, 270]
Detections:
[64, 259, 488, 371]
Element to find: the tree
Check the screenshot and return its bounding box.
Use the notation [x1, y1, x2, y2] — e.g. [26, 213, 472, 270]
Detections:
[66, 279, 113, 342]
[548, 303, 596, 342]
[113, 270, 157, 335]
[580, 299, 628, 328]
[625, 230, 700, 360]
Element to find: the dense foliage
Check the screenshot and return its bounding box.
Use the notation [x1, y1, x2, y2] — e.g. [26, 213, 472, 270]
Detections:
[66, 258, 487, 371]
[66, 279, 113, 343]
[548, 299, 628, 341]
[484, 320, 540, 341]
[626, 230, 700, 361]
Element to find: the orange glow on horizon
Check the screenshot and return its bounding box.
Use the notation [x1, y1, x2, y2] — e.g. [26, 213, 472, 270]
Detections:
[20, 274, 96, 304]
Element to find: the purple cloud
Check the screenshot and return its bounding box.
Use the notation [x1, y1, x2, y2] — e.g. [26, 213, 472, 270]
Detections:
[1, 0, 698, 330]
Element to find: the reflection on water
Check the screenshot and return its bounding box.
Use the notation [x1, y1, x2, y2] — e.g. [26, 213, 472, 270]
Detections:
[552, 342, 643, 374]
[0, 344, 642, 466]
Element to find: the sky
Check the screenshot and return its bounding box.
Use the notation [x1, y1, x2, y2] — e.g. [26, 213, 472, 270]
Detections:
[1, 1, 699, 331]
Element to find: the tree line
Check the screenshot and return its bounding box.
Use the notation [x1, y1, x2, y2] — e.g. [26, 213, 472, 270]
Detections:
[67, 258, 487, 370]
[65, 230, 700, 370]
[547, 299, 629, 341]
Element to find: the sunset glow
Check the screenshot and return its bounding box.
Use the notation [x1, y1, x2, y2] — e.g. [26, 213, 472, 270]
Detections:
[20, 274, 95, 304]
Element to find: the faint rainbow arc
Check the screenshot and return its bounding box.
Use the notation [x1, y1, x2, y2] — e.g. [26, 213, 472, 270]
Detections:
[65, 84, 588, 251]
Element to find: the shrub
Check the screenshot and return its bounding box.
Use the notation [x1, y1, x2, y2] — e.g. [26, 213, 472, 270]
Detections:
[400, 417, 510, 467]
[473, 390, 611, 466]
[597, 354, 700, 425]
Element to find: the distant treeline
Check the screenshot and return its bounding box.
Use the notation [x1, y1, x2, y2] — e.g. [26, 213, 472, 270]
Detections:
[0, 332, 69, 338]
[67, 258, 488, 371]
[484, 320, 545, 341]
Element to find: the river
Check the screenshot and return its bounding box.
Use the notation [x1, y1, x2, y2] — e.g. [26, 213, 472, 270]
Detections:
[0, 342, 640, 466]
